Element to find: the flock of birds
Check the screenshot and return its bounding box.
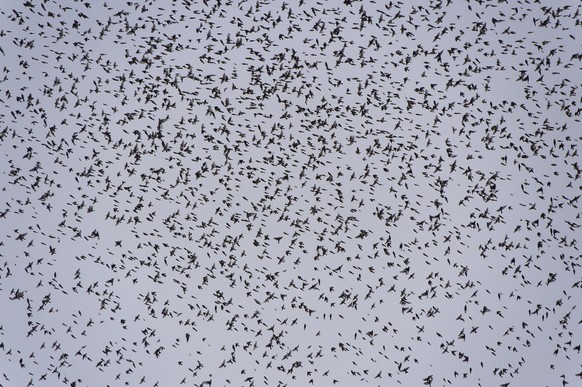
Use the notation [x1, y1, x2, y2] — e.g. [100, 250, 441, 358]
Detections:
[1, 0, 581, 386]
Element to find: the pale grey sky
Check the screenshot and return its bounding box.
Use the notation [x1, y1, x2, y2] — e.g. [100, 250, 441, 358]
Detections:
[1, 0, 581, 386]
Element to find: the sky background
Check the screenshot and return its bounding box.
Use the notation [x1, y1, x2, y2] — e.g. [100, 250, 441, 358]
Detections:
[1, 0, 581, 386]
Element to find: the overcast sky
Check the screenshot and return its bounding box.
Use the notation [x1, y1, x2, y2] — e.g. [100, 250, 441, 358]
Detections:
[1, 0, 581, 386]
